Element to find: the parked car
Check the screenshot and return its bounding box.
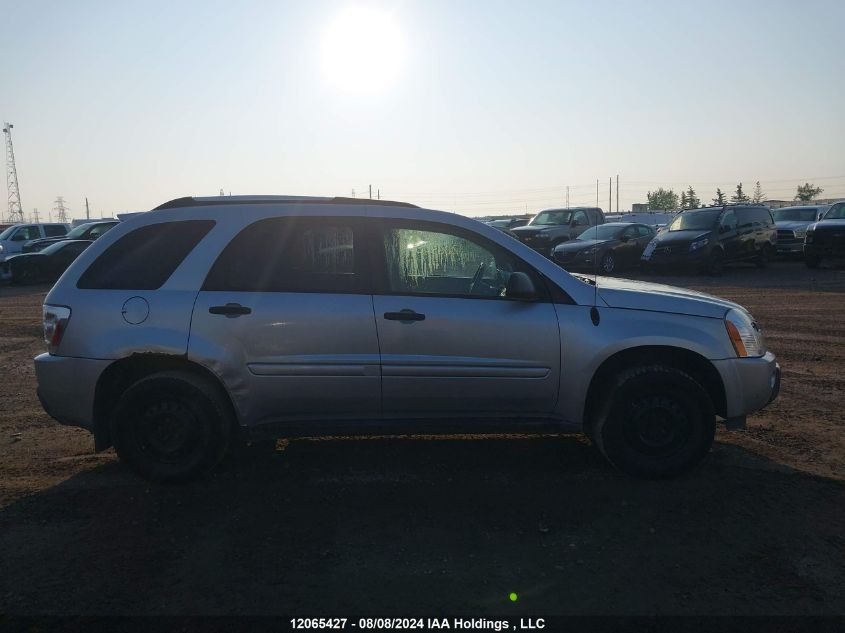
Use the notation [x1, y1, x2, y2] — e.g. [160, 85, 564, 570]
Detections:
[1, 240, 92, 284]
[804, 201, 845, 268]
[0, 223, 71, 262]
[552, 222, 656, 274]
[35, 195, 779, 482]
[486, 217, 529, 232]
[641, 205, 777, 275]
[23, 220, 119, 253]
[511, 207, 605, 256]
[771, 205, 829, 257]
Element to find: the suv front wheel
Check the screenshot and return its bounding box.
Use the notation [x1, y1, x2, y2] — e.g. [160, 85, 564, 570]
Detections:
[111, 370, 233, 482]
[591, 365, 715, 478]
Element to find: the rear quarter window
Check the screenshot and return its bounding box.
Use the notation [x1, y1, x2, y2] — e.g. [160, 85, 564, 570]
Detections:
[77, 220, 215, 290]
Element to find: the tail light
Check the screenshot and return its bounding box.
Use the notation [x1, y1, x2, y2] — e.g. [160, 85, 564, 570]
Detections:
[43, 305, 71, 354]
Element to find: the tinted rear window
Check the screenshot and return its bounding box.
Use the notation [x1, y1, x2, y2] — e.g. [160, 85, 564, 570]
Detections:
[77, 220, 214, 290]
[203, 217, 363, 293]
[44, 225, 68, 237]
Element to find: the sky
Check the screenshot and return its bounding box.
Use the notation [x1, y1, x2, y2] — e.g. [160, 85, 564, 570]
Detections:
[2, 0, 844, 220]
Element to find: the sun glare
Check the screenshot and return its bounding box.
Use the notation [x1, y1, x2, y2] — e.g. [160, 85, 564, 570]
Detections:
[320, 7, 407, 94]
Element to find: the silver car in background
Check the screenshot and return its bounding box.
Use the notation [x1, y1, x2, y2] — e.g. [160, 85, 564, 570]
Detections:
[772, 205, 829, 255]
[35, 196, 780, 481]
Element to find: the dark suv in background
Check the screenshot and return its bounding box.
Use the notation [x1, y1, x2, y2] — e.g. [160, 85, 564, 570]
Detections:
[805, 201, 845, 268]
[641, 204, 776, 275]
[511, 207, 605, 256]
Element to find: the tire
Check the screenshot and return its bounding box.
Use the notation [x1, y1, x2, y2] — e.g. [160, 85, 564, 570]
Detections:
[600, 252, 616, 274]
[111, 371, 234, 482]
[705, 250, 724, 276]
[591, 365, 715, 478]
[805, 254, 820, 269]
[755, 244, 773, 268]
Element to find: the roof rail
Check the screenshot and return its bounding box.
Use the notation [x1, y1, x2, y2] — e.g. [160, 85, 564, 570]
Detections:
[152, 195, 418, 211]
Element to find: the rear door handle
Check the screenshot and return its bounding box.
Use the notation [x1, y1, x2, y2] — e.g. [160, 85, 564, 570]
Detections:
[384, 309, 425, 322]
[209, 303, 252, 317]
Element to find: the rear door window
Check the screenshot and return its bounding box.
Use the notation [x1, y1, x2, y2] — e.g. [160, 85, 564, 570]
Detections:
[203, 217, 366, 293]
[44, 225, 68, 237]
[77, 220, 215, 290]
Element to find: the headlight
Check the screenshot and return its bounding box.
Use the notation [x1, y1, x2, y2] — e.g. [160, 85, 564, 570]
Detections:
[805, 228, 814, 243]
[725, 308, 766, 358]
[689, 237, 709, 251]
[581, 246, 599, 256]
[0, 244, 4, 254]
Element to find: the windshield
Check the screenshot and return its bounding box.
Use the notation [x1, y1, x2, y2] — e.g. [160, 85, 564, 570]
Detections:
[668, 209, 721, 232]
[825, 203, 845, 220]
[65, 223, 93, 239]
[0, 225, 19, 240]
[530, 210, 571, 226]
[772, 208, 818, 222]
[40, 241, 75, 255]
[578, 225, 625, 241]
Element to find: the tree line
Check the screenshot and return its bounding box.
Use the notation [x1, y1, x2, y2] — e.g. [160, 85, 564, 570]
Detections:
[646, 182, 825, 211]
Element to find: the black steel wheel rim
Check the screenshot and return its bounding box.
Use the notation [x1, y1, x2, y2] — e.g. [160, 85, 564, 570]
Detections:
[624, 394, 692, 457]
[133, 397, 203, 464]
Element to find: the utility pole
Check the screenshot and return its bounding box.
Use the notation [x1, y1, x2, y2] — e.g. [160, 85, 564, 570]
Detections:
[85, 197, 90, 221]
[369, 184, 372, 199]
[351, 189, 356, 198]
[566, 186, 570, 209]
[616, 174, 620, 214]
[33, 208, 39, 223]
[596, 179, 599, 208]
[377, 189, 380, 200]
[53, 196, 69, 223]
[608, 177, 612, 213]
[2, 122, 24, 223]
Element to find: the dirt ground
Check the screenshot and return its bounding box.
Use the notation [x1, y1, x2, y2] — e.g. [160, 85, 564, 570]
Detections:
[1, 260, 844, 616]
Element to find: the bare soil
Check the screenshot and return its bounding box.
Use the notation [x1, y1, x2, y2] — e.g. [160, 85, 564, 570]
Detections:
[1, 261, 844, 615]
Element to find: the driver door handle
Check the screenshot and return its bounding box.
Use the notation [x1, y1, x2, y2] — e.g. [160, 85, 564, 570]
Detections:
[384, 309, 425, 322]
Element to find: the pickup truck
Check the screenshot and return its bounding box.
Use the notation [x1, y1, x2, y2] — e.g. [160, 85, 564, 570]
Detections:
[511, 207, 605, 256]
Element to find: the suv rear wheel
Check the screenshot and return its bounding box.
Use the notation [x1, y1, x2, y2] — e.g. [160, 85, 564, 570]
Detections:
[111, 371, 233, 482]
[591, 365, 715, 478]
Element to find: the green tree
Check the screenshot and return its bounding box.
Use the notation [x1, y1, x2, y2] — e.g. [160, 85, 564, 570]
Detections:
[712, 188, 727, 206]
[795, 182, 824, 202]
[752, 181, 766, 203]
[647, 187, 679, 210]
[685, 186, 700, 209]
[680, 191, 688, 210]
[731, 182, 750, 203]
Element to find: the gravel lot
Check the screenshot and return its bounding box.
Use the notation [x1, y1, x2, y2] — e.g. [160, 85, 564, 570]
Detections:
[1, 261, 844, 615]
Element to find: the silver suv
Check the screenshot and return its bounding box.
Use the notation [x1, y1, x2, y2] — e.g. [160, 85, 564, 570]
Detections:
[35, 196, 780, 481]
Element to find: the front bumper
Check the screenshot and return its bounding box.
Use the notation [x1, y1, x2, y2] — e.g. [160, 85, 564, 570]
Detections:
[776, 241, 804, 254]
[641, 245, 709, 267]
[712, 351, 780, 420]
[35, 353, 112, 431]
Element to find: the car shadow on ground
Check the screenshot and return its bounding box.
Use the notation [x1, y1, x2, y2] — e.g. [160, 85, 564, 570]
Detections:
[1, 435, 844, 616]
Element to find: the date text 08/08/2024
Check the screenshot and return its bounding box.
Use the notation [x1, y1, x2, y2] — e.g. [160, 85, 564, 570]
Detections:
[289, 617, 546, 630]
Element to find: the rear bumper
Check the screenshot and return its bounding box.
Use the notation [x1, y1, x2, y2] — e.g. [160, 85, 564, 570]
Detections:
[712, 351, 780, 420]
[34, 353, 111, 431]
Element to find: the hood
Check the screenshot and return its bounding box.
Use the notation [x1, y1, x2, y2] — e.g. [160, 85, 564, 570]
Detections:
[814, 218, 845, 230]
[775, 220, 813, 231]
[596, 276, 741, 319]
[653, 229, 711, 245]
[511, 224, 557, 235]
[2, 253, 40, 264]
[554, 238, 611, 253]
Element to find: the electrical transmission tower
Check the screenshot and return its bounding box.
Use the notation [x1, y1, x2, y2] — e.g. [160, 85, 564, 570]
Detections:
[3, 122, 24, 223]
[53, 196, 69, 223]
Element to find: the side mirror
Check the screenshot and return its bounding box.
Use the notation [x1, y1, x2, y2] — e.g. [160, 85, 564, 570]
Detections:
[506, 272, 537, 301]
[620, 234, 630, 242]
